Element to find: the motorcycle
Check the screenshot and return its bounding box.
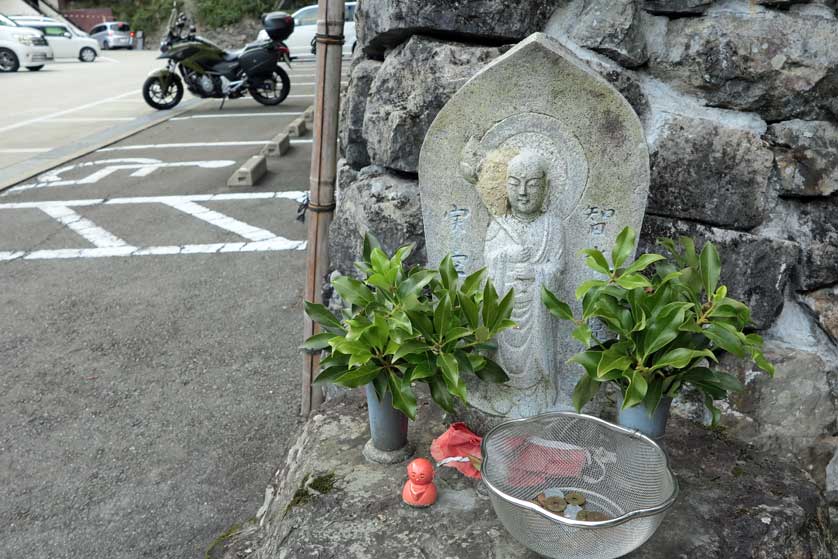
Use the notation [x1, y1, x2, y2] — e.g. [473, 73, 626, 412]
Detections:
[142, 7, 295, 110]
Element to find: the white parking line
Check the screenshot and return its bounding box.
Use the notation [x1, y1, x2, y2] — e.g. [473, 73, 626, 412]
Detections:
[0, 90, 138, 133]
[162, 199, 277, 242]
[0, 148, 53, 153]
[170, 112, 303, 121]
[36, 117, 135, 123]
[0, 191, 308, 261]
[40, 205, 131, 248]
[0, 191, 307, 210]
[97, 140, 312, 152]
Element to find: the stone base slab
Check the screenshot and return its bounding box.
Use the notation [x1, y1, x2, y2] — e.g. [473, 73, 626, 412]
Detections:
[218, 391, 835, 559]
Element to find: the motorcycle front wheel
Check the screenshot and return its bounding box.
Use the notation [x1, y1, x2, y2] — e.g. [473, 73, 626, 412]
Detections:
[249, 66, 291, 106]
[142, 74, 184, 110]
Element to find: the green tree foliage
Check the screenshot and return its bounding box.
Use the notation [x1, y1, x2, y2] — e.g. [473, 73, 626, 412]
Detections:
[193, 0, 275, 28]
[542, 227, 773, 424]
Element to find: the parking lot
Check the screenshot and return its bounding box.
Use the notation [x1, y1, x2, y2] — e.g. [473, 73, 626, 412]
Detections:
[0, 50, 348, 558]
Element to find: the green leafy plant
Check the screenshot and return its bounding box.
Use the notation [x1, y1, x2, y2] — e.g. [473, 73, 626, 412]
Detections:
[303, 234, 516, 419]
[541, 227, 774, 424]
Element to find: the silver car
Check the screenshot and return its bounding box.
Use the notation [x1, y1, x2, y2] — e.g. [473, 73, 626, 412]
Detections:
[89, 21, 133, 50]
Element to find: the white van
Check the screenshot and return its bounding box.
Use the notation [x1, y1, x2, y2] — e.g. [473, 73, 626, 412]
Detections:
[12, 16, 99, 62]
[0, 13, 53, 72]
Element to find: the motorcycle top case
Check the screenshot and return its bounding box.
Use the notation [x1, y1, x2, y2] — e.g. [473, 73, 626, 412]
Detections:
[240, 45, 279, 77]
[263, 11, 294, 41]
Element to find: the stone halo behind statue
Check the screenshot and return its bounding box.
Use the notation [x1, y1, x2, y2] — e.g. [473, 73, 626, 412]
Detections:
[460, 112, 589, 221]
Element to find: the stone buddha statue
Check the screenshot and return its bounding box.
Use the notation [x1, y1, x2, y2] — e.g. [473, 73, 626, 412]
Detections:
[483, 150, 564, 414]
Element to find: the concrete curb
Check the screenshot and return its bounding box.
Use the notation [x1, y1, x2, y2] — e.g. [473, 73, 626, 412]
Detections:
[303, 105, 314, 123]
[227, 154, 268, 187]
[287, 117, 307, 137]
[0, 98, 204, 193]
[261, 132, 291, 158]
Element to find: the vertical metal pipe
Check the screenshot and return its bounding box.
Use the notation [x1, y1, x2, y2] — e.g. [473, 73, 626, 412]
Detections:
[302, 0, 345, 416]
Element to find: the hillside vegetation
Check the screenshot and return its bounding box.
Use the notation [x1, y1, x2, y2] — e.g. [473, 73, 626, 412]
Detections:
[65, 0, 311, 36]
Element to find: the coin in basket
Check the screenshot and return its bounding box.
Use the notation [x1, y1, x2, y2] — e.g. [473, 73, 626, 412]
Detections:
[584, 511, 610, 522]
[544, 497, 567, 513]
[565, 491, 586, 506]
[536, 492, 547, 506]
[575, 510, 588, 521]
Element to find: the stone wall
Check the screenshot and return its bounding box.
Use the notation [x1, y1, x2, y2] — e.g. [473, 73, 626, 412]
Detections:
[331, 0, 838, 505]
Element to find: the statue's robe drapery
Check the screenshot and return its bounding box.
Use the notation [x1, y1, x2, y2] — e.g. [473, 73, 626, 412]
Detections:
[484, 212, 563, 404]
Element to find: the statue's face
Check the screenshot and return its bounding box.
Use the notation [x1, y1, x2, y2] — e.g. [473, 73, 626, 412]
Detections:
[506, 153, 547, 215]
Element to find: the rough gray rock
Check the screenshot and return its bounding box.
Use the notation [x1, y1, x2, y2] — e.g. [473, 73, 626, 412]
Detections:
[667, 300, 838, 494]
[363, 36, 504, 174]
[642, 0, 714, 14]
[766, 120, 838, 197]
[645, 10, 838, 122]
[355, 0, 559, 59]
[801, 285, 838, 342]
[788, 3, 837, 19]
[542, 28, 650, 119]
[721, 343, 838, 488]
[755, 0, 828, 6]
[647, 114, 773, 230]
[546, 0, 648, 68]
[828, 450, 838, 502]
[640, 216, 799, 329]
[328, 163, 425, 280]
[756, 197, 838, 291]
[218, 391, 835, 559]
[339, 59, 382, 169]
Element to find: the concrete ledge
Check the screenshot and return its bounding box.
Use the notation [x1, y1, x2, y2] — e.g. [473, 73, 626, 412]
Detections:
[216, 390, 835, 558]
[226, 155, 267, 187]
[260, 132, 291, 158]
[287, 117, 308, 138]
[303, 105, 315, 123]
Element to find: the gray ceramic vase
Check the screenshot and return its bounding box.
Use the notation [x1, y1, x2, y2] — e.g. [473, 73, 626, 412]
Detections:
[616, 395, 673, 440]
[365, 384, 409, 451]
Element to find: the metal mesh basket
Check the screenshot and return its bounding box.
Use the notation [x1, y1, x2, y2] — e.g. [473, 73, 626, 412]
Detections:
[481, 412, 678, 559]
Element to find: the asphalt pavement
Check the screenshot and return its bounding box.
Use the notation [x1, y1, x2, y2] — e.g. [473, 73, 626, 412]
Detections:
[0, 53, 348, 558]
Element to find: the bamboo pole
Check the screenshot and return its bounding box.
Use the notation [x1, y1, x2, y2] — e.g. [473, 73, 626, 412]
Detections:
[302, 0, 345, 416]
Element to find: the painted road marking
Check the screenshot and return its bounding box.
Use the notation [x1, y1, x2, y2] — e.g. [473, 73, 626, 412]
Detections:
[0, 90, 137, 134]
[98, 140, 312, 152]
[0, 191, 307, 261]
[0, 148, 53, 153]
[5, 158, 236, 194]
[0, 191, 306, 210]
[162, 200, 277, 242]
[36, 117, 136, 123]
[170, 112, 303, 121]
[40, 205, 130, 248]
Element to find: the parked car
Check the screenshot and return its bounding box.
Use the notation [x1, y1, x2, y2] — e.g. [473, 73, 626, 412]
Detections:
[11, 16, 99, 62]
[256, 2, 356, 59]
[0, 13, 53, 72]
[89, 21, 133, 50]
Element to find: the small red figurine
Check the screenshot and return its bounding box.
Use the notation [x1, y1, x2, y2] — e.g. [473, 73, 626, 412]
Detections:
[402, 458, 437, 508]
